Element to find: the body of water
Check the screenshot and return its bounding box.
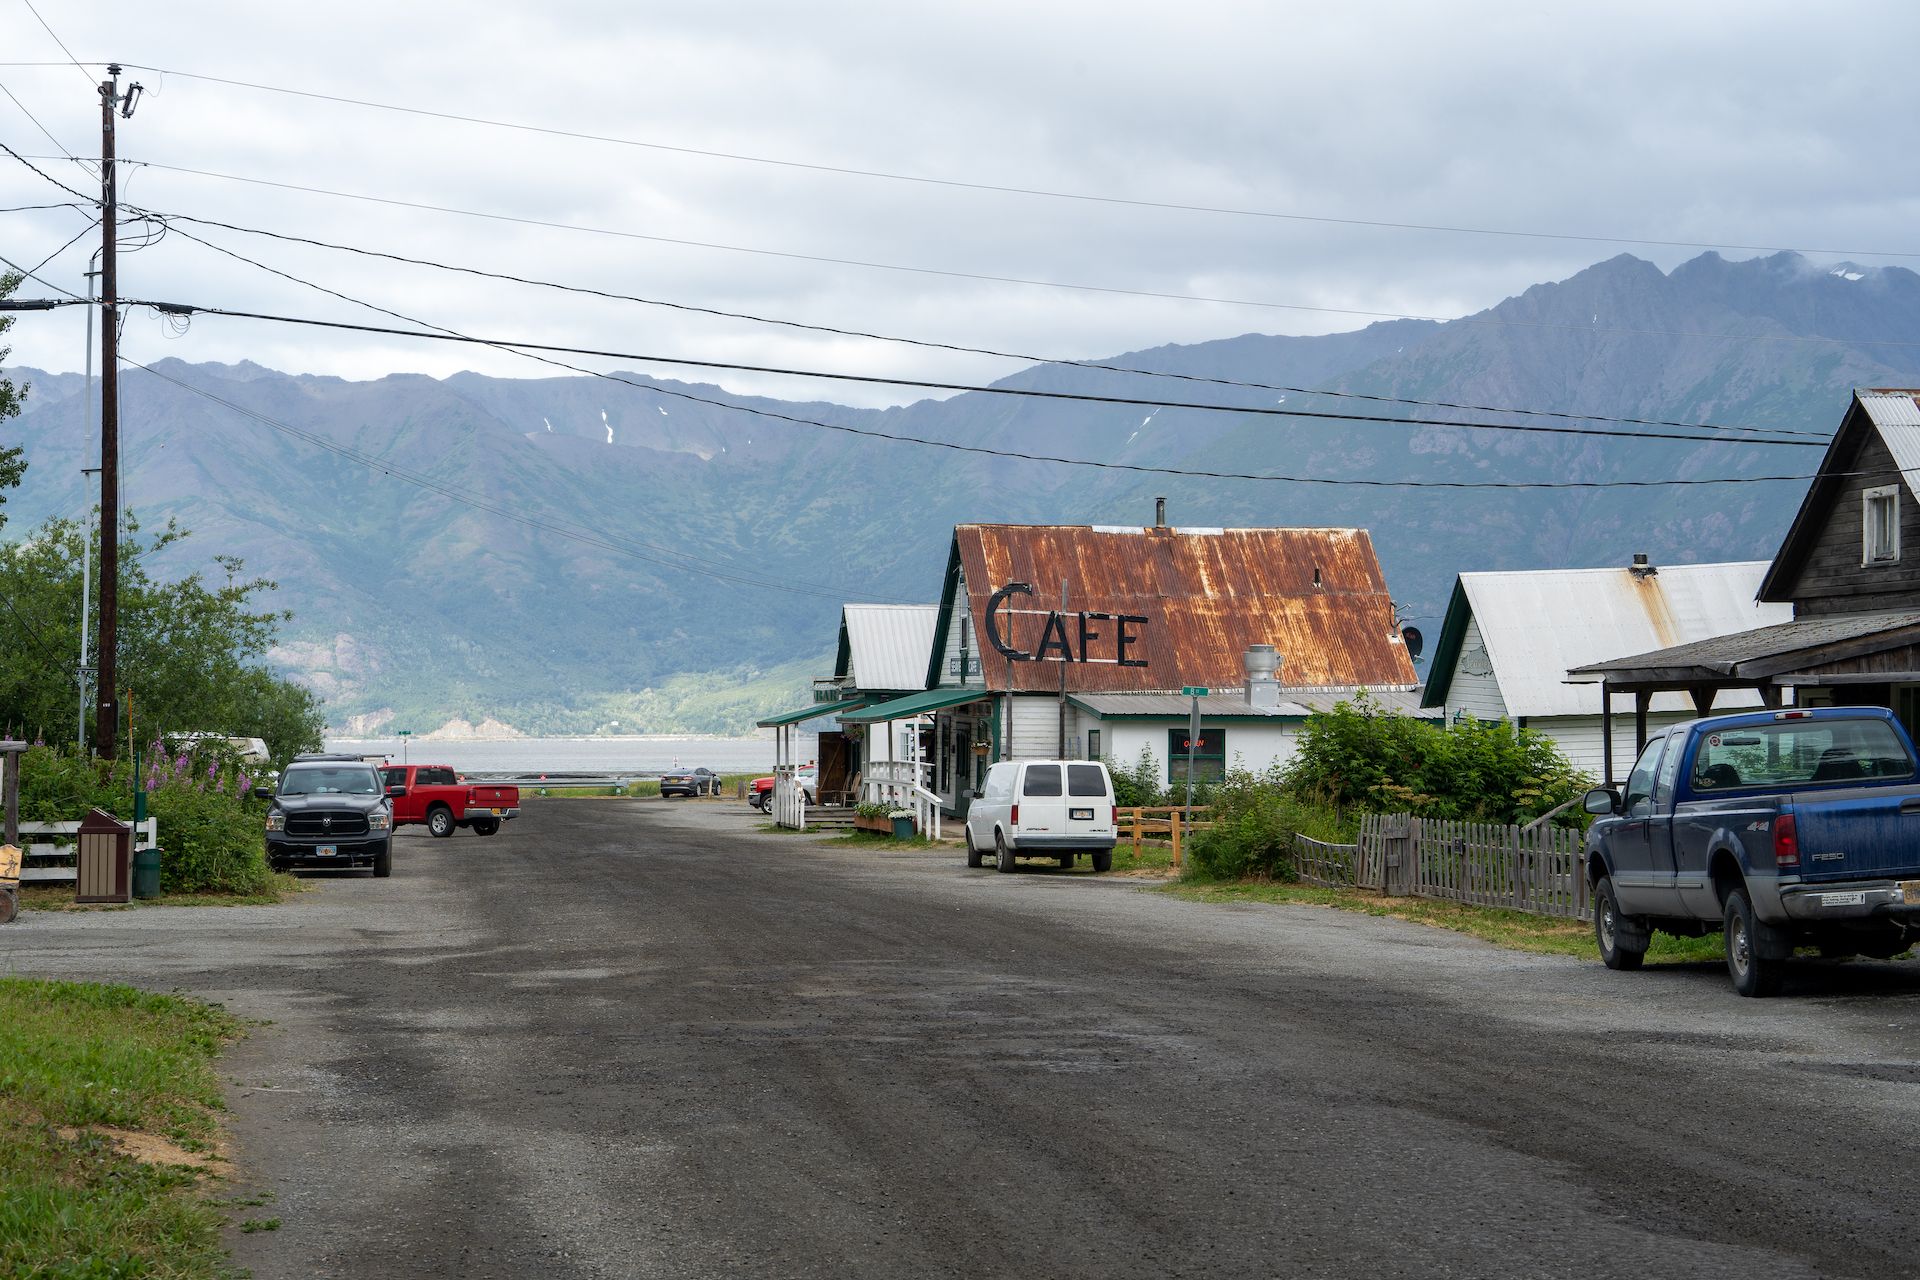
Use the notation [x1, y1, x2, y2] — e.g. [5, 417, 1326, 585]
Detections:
[324, 733, 821, 777]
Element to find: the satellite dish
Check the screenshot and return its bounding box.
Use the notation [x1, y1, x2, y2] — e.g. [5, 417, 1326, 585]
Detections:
[1400, 625, 1425, 661]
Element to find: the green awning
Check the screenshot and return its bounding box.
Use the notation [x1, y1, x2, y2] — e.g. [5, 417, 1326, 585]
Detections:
[841, 686, 989, 723]
[755, 697, 871, 728]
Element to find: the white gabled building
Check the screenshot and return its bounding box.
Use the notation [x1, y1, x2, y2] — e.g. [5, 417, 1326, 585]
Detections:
[1419, 557, 1794, 780]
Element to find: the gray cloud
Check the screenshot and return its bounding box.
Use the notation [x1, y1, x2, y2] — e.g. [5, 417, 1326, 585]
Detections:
[4, 0, 1918, 408]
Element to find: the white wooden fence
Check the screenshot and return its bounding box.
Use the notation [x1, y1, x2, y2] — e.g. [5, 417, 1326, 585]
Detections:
[16, 818, 159, 884]
[772, 770, 807, 831]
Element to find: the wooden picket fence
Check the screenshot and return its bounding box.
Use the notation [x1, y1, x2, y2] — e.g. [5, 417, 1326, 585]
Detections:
[1291, 833, 1356, 888]
[1291, 813, 1589, 922]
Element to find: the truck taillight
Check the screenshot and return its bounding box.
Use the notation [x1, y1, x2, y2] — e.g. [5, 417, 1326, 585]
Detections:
[1774, 812, 1799, 868]
[1011, 803, 1019, 825]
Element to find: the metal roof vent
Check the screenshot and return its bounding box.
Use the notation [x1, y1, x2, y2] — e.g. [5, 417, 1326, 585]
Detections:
[1245, 644, 1281, 709]
[1629, 553, 1658, 578]
[1154, 496, 1167, 529]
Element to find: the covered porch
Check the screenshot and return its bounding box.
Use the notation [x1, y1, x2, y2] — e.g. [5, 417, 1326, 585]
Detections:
[841, 687, 993, 835]
[1567, 609, 1920, 782]
[754, 696, 871, 828]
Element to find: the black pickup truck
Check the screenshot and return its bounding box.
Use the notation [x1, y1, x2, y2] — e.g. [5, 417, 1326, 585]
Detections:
[1583, 706, 1920, 996]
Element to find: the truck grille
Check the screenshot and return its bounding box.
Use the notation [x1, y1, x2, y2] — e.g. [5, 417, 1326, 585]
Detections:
[286, 810, 370, 838]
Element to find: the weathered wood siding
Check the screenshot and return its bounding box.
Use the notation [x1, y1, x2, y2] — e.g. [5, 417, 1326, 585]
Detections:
[1780, 428, 1920, 615]
[1444, 614, 1510, 723]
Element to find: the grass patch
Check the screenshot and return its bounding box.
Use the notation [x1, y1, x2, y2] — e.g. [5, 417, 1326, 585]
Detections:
[754, 822, 819, 836]
[1161, 881, 1726, 963]
[17, 872, 307, 912]
[0, 977, 246, 1278]
[823, 830, 949, 849]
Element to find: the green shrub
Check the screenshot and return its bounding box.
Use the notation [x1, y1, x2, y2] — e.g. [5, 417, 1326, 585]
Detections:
[18, 742, 272, 895]
[1183, 765, 1318, 882]
[1106, 746, 1166, 808]
[1283, 694, 1588, 825]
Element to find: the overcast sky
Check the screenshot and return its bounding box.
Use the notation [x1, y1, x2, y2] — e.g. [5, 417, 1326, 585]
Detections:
[4, 1, 1919, 408]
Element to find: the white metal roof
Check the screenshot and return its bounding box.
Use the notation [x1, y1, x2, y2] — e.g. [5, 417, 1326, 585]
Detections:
[1461, 561, 1793, 717]
[841, 604, 939, 693]
[1856, 391, 1920, 497]
[1071, 686, 1431, 719]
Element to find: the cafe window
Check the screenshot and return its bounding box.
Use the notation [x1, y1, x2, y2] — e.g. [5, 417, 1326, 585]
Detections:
[1864, 485, 1901, 564]
[1167, 727, 1227, 783]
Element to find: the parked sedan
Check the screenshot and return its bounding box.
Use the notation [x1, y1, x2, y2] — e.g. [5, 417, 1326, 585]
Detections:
[660, 767, 721, 799]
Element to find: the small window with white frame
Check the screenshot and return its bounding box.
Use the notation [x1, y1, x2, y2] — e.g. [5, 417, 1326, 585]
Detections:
[1864, 485, 1901, 565]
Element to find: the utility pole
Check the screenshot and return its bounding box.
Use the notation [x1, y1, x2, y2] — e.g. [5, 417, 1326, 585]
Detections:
[95, 64, 140, 758]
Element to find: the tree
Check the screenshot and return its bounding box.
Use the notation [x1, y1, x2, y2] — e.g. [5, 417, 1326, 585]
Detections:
[0, 513, 325, 761]
[0, 270, 27, 529]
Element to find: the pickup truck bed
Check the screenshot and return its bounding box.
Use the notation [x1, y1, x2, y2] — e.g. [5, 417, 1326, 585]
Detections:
[381, 765, 520, 838]
[1583, 706, 1920, 995]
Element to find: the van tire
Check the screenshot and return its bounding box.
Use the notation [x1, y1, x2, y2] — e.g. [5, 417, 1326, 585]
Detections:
[965, 831, 984, 869]
[996, 831, 1016, 873]
[1057, 853, 1074, 868]
[1091, 849, 1113, 873]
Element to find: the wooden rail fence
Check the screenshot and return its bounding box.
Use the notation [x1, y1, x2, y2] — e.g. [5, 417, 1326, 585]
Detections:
[1118, 805, 1211, 868]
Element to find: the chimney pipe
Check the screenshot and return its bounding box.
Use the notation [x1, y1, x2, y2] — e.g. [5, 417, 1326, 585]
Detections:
[1629, 552, 1657, 578]
[1244, 644, 1281, 709]
[1154, 496, 1166, 529]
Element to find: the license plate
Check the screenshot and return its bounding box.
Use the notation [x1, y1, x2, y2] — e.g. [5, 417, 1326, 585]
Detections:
[317, 844, 337, 858]
[1823, 891, 1866, 907]
[1901, 880, 1920, 903]
[491, 808, 505, 816]
[1070, 808, 1094, 820]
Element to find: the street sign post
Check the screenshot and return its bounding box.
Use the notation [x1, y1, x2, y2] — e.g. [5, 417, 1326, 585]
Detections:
[1181, 689, 1207, 810]
[395, 728, 413, 765]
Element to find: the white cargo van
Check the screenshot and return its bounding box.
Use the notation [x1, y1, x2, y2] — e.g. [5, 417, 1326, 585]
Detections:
[964, 760, 1118, 873]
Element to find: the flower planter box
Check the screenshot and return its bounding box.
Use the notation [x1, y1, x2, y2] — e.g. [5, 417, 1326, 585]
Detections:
[853, 813, 895, 834]
[890, 815, 916, 840]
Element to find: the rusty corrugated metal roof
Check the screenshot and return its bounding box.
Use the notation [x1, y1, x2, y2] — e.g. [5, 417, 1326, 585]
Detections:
[953, 524, 1416, 694]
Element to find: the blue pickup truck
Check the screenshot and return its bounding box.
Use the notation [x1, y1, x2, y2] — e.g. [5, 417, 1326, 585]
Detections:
[1583, 706, 1920, 996]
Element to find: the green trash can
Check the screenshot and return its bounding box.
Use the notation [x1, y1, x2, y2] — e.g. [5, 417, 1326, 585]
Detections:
[133, 846, 162, 900]
[890, 815, 915, 840]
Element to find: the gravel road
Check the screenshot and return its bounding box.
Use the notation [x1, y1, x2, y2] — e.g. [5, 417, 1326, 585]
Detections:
[6, 798, 1920, 1278]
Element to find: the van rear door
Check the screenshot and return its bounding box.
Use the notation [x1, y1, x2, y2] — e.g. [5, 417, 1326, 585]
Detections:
[1065, 763, 1115, 840]
[1018, 763, 1067, 835]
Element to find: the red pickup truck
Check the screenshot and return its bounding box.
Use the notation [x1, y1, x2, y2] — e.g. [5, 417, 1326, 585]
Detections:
[380, 764, 520, 837]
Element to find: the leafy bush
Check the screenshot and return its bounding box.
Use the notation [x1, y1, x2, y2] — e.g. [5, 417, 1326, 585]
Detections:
[18, 742, 273, 895]
[1106, 746, 1165, 808]
[1182, 765, 1333, 882]
[1283, 694, 1588, 825]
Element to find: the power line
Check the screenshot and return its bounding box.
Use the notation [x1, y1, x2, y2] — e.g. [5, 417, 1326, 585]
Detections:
[18, 1, 100, 94]
[133, 207, 1837, 442]
[109, 64, 1920, 263]
[94, 156, 1920, 353]
[0, 78, 92, 175]
[149, 292, 1827, 450]
[0, 138, 99, 202]
[126, 308, 1825, 492]
[16, 146, 1920, 356]
[118, 356, 908, 604]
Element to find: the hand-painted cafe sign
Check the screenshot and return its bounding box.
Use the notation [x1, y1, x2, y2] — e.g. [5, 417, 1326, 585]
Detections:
[984, 582, 1148, 666]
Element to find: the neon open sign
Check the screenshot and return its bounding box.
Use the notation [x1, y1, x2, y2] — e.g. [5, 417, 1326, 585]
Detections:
[983, 582, 1148, 666]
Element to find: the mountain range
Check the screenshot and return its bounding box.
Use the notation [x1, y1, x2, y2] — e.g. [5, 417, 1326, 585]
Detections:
[10, 249, 1920, 735]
